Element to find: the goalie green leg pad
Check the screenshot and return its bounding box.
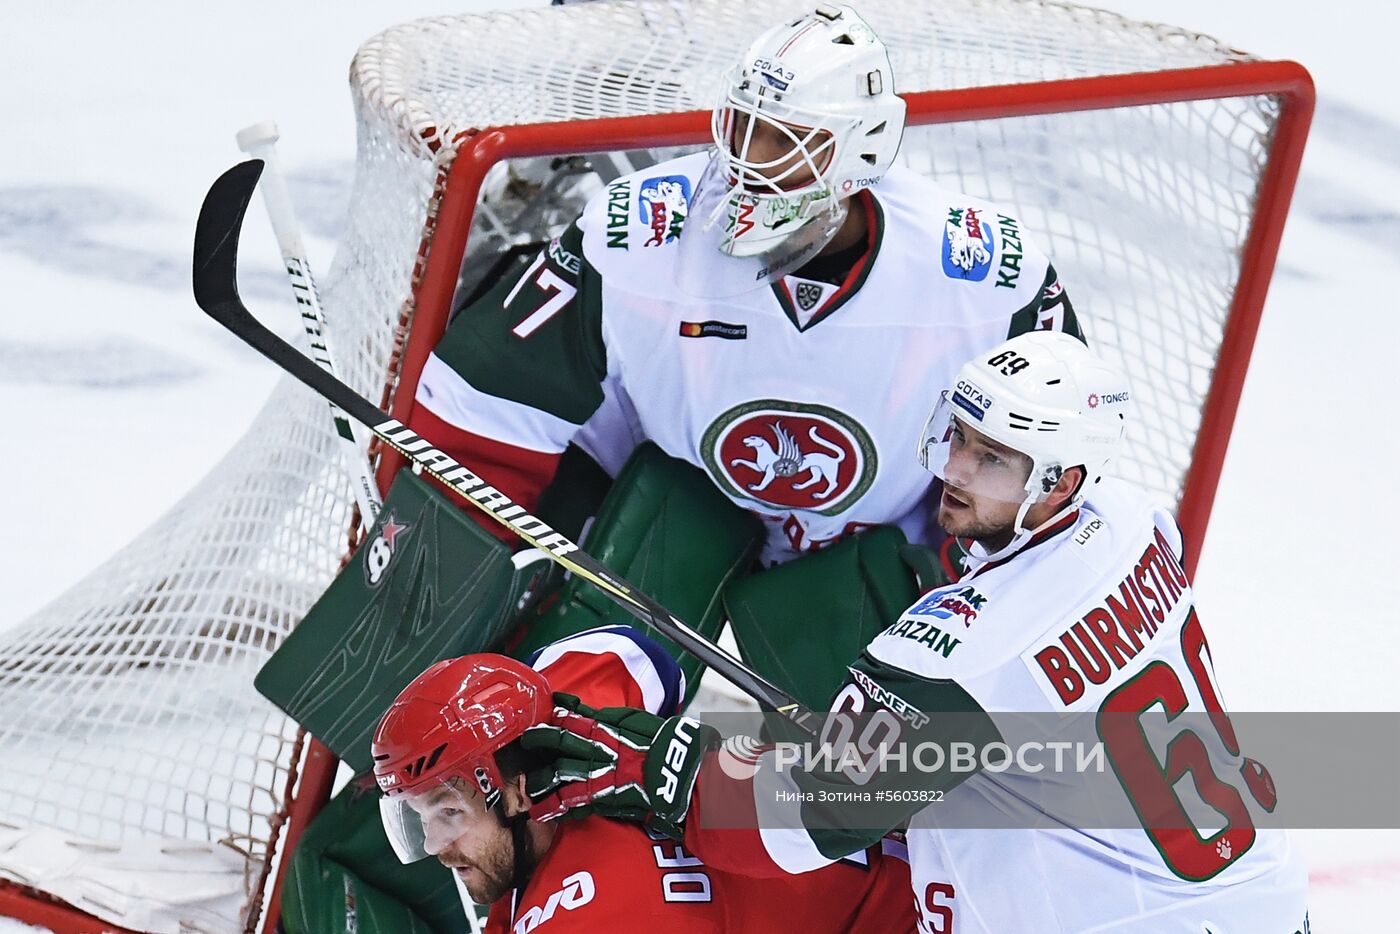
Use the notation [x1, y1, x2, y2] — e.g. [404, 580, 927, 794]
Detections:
[255, 467, 535, 771]
[509, 443, 764, 702]
[280, 780, 470, 934]
[723, 527, 943, 710]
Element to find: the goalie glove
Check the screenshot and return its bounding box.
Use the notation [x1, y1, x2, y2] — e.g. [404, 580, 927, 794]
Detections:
[522, 692, 720, 839]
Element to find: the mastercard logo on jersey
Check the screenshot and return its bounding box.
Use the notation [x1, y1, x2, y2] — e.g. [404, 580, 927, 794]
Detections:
[679, 320, 748, 340]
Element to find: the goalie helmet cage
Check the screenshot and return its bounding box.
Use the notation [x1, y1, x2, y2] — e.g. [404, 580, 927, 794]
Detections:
[0, 1, 1310, 932]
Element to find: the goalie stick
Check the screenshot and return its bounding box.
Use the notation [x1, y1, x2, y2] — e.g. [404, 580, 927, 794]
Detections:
[193, 159, 817, 731]
[235, 121, 383, 525]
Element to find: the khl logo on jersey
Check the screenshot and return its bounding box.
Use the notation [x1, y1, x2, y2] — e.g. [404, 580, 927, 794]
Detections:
[795, 281, 824, 311]
[638, 175, 691, 247]
[702, 400, 877, 515]
[908, 584, 987, 627]
[942, 205, 996, 281]
[363, 513, 411, 587]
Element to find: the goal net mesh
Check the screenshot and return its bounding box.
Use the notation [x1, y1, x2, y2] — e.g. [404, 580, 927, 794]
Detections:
[0, 1, 1287, 930]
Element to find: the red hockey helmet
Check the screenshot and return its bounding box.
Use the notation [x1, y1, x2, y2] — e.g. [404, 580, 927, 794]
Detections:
[372, 654, 552, 862]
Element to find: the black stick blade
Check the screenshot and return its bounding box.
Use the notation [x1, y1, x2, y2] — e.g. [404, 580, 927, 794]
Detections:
[193, 159, 264, 317]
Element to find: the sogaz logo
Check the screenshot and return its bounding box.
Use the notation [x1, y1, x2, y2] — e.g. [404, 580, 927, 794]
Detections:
[752, 58, 795, 91]
[952, 379, 992, 421]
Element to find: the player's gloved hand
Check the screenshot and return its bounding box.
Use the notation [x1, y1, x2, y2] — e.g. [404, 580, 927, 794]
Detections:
[521, 692, 719, 839]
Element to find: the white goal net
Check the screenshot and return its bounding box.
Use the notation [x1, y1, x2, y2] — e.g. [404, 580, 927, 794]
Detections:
[0, 2, 1308, 931]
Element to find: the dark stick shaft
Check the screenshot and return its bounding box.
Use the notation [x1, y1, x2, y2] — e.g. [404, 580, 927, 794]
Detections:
[193, 159, 816, 729]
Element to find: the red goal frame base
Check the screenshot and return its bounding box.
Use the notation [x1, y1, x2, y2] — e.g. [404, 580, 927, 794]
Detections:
[0, 881, 142, 934]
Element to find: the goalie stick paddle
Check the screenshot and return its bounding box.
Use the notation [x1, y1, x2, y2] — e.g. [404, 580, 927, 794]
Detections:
[193, 159, 817, 731]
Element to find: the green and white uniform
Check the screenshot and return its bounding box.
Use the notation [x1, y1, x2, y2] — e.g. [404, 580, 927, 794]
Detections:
[691, 479, 1308, 933]
[414, 151, 1079, 564]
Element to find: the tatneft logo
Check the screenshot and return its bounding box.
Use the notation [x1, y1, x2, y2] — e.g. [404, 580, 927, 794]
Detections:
[513, 872, 596, 934]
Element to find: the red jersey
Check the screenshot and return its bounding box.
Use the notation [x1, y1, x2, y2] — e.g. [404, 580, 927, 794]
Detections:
[488, 813, 913, 934]
[483, 625, 914, 933]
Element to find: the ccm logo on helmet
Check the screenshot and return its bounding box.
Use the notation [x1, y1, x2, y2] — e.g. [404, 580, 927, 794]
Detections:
[1086, 391, 1130, 408]
[656, 718, 703, 804]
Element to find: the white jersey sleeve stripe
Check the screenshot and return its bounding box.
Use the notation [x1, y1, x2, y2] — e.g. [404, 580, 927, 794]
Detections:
[416, 352, 576, 453]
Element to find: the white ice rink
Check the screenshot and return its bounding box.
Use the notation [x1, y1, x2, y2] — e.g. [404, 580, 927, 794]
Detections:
[1, 0, 1396, 930]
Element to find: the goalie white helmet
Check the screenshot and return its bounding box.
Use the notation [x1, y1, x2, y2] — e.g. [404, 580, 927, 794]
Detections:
[919, 331, 1132, 559]
[680, 4, 906, 290]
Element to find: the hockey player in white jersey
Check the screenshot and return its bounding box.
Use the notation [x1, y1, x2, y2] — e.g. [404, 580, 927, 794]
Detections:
[521, 331, 1309, 932]
[409, 4, 1079, 566]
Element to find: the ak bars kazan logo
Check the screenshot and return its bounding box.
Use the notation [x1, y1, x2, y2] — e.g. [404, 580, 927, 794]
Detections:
[908, 585, 987, 628]
[942, 205, 995, 281]
[638, 175, 691, 247]
[701, 399, 877, 515]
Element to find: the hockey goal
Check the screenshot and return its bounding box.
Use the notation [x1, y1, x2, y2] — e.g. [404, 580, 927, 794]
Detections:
[0, 1, 1311, 931]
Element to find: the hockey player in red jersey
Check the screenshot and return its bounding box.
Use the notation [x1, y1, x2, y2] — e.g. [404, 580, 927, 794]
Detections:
[371, 625, 914, 932]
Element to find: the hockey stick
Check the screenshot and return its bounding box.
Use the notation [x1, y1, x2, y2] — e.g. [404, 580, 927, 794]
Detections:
[233, 122, 382, 524]
[193, 159, 816, 730]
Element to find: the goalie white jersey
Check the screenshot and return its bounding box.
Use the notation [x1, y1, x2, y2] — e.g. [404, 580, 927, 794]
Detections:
[415, 151, 1078, 563]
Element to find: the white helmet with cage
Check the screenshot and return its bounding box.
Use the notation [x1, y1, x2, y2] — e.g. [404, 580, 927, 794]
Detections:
[681, 4, 906, 289]
[918, 331, 1133, 559]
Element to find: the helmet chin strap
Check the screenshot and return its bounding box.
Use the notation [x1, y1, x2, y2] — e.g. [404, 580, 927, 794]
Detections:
[965, 491, 1079, 568]
[495, 798, 537, 896]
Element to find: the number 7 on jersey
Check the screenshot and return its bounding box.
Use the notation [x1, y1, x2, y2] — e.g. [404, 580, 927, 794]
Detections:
[505, 252, 578, 339]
